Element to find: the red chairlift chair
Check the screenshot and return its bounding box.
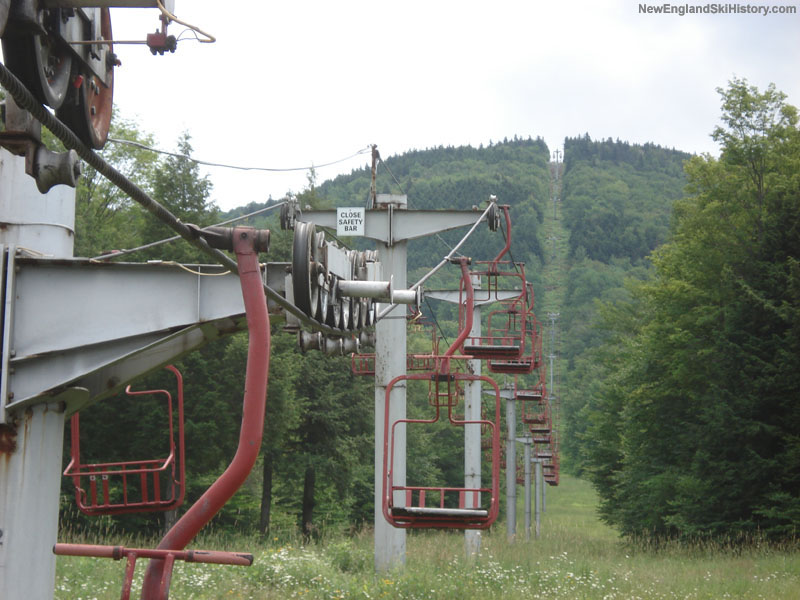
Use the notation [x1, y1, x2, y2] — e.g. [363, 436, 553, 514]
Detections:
[519, 387, 549, 426]
[461, 285, 528, 361]
[536, 426, 560, 486]
[460, 206, 530, 361]
[543, 453, 560, 486]
[532, 433, 551, 445]
[487, 313, 542, 375]
[529, 418, 552, 437]
[55, 226, 272, 599]
[382, 259, 502, 529]
[63, 365, 186, 516]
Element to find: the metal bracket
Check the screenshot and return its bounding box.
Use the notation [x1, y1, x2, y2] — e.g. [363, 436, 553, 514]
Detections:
[1, 245, 15, 424]
[279, 196, 301, 231]
[0, 97, 81, 192]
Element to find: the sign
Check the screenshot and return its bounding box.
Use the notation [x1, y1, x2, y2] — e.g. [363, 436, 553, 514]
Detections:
[336, 207, 365, 236]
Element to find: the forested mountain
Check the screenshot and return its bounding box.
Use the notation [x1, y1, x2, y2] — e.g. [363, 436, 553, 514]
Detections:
[62, 79, 800, 545]
[562, 136, 689, 265]
[559, 137, 691, 461]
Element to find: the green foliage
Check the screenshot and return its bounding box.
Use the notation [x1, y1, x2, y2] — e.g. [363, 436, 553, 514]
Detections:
[562, 136, 689, 264]
[56, 476, 800, 599]
[577, 79, 800, 541]
[73, 112, 157, 258]
[558, 139, 689, 471]
[139, 133, 219, 263]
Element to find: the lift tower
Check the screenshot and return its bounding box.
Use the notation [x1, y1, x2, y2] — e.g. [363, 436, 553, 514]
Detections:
[298, 195, 494, 570]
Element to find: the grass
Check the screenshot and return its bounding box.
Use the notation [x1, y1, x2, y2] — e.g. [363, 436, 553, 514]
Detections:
[55, 475, 800, 599]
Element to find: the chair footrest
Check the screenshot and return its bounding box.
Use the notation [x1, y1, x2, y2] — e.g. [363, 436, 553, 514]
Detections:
[391, 506, 489, 518]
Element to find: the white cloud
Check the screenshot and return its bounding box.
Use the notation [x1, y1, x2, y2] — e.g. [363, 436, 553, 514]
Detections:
[66, 1, 799, 208]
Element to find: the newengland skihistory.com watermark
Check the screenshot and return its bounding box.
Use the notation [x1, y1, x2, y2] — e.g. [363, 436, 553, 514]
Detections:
[639, 3, 797, 15]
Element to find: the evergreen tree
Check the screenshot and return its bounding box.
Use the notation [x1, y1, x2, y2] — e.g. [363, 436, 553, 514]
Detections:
[581, 79, 800, 541]
[140, 133, 218, 263]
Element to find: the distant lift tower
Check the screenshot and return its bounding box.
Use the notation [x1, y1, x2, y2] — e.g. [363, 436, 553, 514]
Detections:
[298, 195, 495, 571]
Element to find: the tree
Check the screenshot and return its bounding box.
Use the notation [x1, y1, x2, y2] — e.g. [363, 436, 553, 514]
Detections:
[140, 132, 218, 263]
[73, 112, 158, 258]
[713, 77, 798, 216]
[581, 79, 800, 541]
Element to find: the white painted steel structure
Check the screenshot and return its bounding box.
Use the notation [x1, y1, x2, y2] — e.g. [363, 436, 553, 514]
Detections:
[301, 198, 492, 571]
[0, 147, 76, 600]
[0, 145, 281, 599]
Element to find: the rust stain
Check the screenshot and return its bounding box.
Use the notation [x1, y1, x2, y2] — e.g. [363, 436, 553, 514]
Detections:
[0, 423, 17, 455]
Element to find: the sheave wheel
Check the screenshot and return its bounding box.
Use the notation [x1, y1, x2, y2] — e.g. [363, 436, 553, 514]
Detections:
[340, 296, 352, 331]
[317, 267, 331, 323]
[292, 222, 319, 318]
[326, 277, 342, 328]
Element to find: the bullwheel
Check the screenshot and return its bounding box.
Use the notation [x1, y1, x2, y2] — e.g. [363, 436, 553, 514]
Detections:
[56, 8, 114, 149]
[1, 8, 73, 109]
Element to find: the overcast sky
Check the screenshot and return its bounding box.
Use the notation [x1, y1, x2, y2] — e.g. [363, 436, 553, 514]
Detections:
[106, 0, 800, 211]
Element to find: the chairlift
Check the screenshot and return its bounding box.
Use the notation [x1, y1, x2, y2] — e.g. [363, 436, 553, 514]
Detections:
[382, 371, 502, 529]
[536, 426, 560, 486]
[461, 276, 530, 361]
[519, 388, 548, 425]
[381, 258, 502, 529]
[63, 365, 185, 516]
[56, 226, 272, 598]
[460, 206, 530, 360]
[487, 311, 543, 375]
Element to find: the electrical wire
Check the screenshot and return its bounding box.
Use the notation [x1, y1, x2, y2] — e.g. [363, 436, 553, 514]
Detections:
[0, 60, 501, 338]
[424, 297, 450, 349]
[156, 0, 215, 44]
[158, 261, 230, 277]
[106, 138, 372, 173]
[434, 233, 466, 258]
[377, 155, 405, 195]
